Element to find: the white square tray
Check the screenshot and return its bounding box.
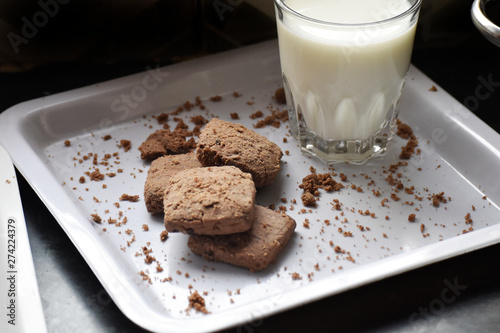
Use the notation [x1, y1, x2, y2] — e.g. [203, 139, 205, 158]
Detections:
[1, 40, 499, 333]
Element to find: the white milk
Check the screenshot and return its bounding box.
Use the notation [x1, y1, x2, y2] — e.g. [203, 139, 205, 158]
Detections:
[277, 0, 418, 140]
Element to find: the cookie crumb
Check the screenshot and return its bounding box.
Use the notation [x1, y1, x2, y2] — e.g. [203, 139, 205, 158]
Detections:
[87, 169, 105, 181]
[301, 192, 316, 207]
[299, 173, 343, 205]
[250, 110, 264, 119]
[431, 192, 447, 207]
[187, 291, 210, 314]
[91, 213, 102, 224]
[119, 140, 132, 152]
[160, 230, 169, 241]
[120, 194, 139, 202]
[399, 138, 419, 159]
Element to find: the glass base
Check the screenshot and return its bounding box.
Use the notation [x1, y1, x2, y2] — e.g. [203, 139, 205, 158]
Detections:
[298, 132, 391, 164]
[281, 76, 403, 164]
[282, 73, 400, 164]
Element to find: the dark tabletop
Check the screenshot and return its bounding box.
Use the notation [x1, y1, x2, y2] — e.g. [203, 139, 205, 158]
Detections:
[1, 2, 500, 333]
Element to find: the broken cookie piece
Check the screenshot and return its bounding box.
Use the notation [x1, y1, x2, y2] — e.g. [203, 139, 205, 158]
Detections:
[138, 129, 196, 160]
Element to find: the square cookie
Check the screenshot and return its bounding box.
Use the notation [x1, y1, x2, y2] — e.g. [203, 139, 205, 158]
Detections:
[196, 118, 283, 187]
[164, 166, 256, 235]
[144, 153, 202, 214]
[187, 205, 296, 271]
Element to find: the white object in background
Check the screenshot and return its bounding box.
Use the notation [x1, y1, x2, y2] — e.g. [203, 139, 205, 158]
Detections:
[472, 0, 500, 47]
[0, 145, 47, 333]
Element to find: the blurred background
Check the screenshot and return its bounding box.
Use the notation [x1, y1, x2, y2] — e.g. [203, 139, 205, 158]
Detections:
[0, 0, 276, 72]
[0, 0, 488, 71]
[2, 0, 498, 131]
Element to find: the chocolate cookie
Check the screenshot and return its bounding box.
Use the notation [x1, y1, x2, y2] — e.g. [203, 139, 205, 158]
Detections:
[144, 153, 202, 214]
[163, 166, 256, 235]
[187, 205, 296, 271]
[196, 119, 283, 187]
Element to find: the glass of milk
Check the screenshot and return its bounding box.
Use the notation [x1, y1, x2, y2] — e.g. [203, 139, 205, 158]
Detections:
[275, 0, 422, 163]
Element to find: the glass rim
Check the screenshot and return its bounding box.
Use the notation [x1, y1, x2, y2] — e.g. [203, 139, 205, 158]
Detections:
[274, 0, 423, 27]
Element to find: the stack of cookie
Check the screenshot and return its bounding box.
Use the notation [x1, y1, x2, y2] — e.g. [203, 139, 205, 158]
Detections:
[143, 119, 296, 271]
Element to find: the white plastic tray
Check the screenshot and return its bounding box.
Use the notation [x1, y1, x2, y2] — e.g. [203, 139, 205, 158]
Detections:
[1, 40, 499, 333]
